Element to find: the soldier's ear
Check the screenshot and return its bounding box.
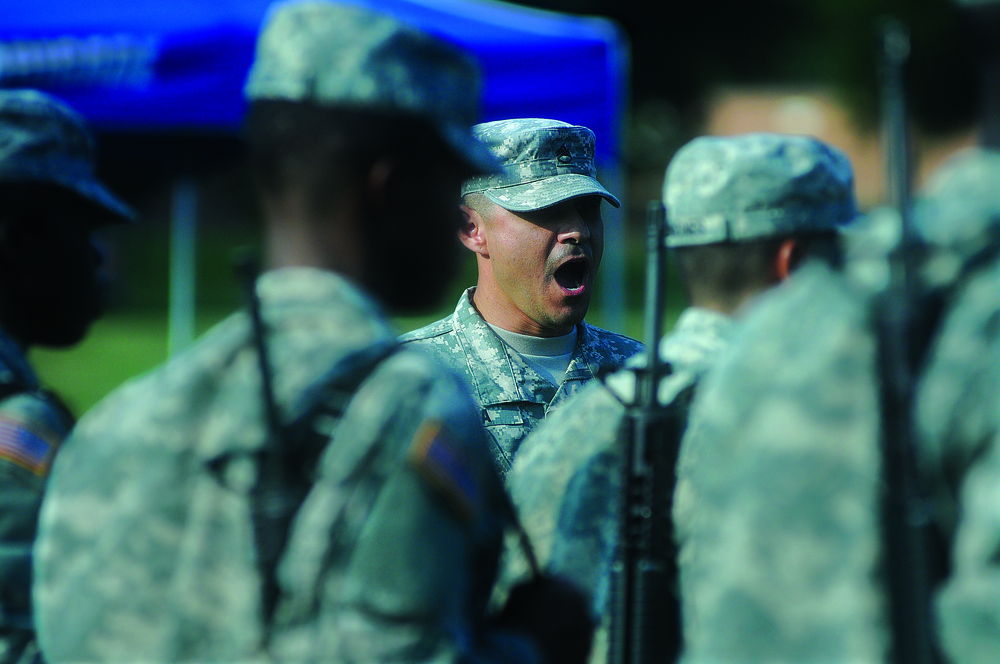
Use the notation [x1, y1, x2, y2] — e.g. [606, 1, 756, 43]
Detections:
[459, 204, 489, 257]
[774, 238, 803, 281]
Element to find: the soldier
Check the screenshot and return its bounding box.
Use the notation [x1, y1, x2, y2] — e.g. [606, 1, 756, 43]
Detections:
[502, 133, 859, 661]
[32, 3, 592, 663]
[673, 145, 1000, 663]
[0, 88, 133, 664]
[400, 118, 643, 477]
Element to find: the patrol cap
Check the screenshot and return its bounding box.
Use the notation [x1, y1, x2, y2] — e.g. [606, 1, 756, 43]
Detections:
[0, 89, 134, 223]
[244, 0, 497, 175]
[461, 118, 621, 211]
[663, 133, 858, 247]
[913, 146, 1000, 289]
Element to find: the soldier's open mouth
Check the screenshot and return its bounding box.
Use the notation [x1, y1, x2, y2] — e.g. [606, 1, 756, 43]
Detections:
[554, 259, 588, 294]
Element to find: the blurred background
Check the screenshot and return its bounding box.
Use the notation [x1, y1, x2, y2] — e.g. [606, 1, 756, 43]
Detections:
[4, 0, 994, 415]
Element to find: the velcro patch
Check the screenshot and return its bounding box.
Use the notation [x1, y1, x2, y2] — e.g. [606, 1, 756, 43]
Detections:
[0, 416, 57, 476]
[408, 419, 477, 522]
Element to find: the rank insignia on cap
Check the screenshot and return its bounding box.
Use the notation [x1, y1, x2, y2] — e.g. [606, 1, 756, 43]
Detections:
[408, 419, 477, 522]
[0, 416, 57, 476]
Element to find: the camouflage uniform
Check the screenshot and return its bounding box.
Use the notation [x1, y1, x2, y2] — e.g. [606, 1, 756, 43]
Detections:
[676, 148, 1000, 664]
[503, 133, 859, 662]
[33, 4, 540, 663]
[676, 261, 886, 663]
[401, 118, 640, 476]
[35, 268, 538, 663]
[0, 90, 131, 664]
[401, 289, 641, 475]
[503, 306, 733, 611]
[0, 329, 74, 664]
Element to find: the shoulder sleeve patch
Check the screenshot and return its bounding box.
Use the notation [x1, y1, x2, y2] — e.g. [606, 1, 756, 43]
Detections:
[407, 419, 478, 523]
[0, 416, 58, 476]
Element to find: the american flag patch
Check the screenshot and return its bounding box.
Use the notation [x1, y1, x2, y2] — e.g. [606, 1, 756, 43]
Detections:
[408, 419, 477, 522]
[0, 417, 55, 476]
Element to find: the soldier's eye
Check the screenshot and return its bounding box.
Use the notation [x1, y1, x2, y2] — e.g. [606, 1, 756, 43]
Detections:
[575, 198, 601, 221]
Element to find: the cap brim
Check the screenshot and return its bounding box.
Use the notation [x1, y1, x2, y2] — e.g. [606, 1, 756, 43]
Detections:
[482, 172, 621, 212]
[439, 123, 502, 176]
[63, 178, 136, 224]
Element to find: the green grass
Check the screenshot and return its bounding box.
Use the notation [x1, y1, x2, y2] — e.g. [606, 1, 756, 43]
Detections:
[31, 312, 192, 417]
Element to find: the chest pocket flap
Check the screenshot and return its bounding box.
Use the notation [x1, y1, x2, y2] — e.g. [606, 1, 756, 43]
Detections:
[482, 403, 525, 427]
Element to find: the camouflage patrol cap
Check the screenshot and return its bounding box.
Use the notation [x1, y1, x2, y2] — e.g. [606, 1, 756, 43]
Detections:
[0, 89, 133, 223]
[461, 118, 621, 211]
[244, 0, 497, 174]
[913, 147, 1000, 289]
[663, 133, 857, 247]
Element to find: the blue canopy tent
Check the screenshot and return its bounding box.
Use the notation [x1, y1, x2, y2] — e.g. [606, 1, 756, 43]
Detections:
[1, 0, 630, 351]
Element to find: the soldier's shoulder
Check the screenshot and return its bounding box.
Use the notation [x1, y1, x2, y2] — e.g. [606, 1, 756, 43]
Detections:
[510, 380, 623, 490]
[397, 318, 477, 381]
[346, 345, 481, 438]
[687, 261, 877, 462]
[581, 323, 644, 361]
[331, 344, 502, 517]
[372, 343, 461, 382]
[398, 315, 456, 344]
[736, 261, 866, 351]
[62, 311, 250, 462]
[507, 379, 623, 573]
[0, 389, 75, 484]
[0, 388, 73, 432]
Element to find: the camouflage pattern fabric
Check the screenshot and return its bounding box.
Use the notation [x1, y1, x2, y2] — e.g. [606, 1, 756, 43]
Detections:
[0, 329, 74, 664]
[922, 257, 1000, 664]
[461, 118, 620, 212]
[244, 0, 496, 174]
[0, 89, 133, 222]
[676, 262, 887, 663]
[674, 147, 1000, 664]
[664, 133, 857, 247]
[399, 288, 643, 477]
[33, 268, 540, 664]
[500, 307, 733, 662]
[676, 255, 1000, 664]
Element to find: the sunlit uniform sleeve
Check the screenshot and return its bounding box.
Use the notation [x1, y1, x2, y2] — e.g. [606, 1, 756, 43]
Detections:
[272, 348, 542, 664]
[34, 268, 541, 663]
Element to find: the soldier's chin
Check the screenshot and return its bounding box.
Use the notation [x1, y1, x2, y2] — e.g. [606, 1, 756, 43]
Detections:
[27, 293, 106, 348]
[548, 299, 590, 332]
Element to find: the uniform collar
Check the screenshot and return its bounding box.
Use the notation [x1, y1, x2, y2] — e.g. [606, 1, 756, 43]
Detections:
[452, 288, 594, 405]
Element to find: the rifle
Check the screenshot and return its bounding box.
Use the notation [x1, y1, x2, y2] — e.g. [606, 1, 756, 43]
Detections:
[609, 201, 683, 664]
[874, 19, 940, 664]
